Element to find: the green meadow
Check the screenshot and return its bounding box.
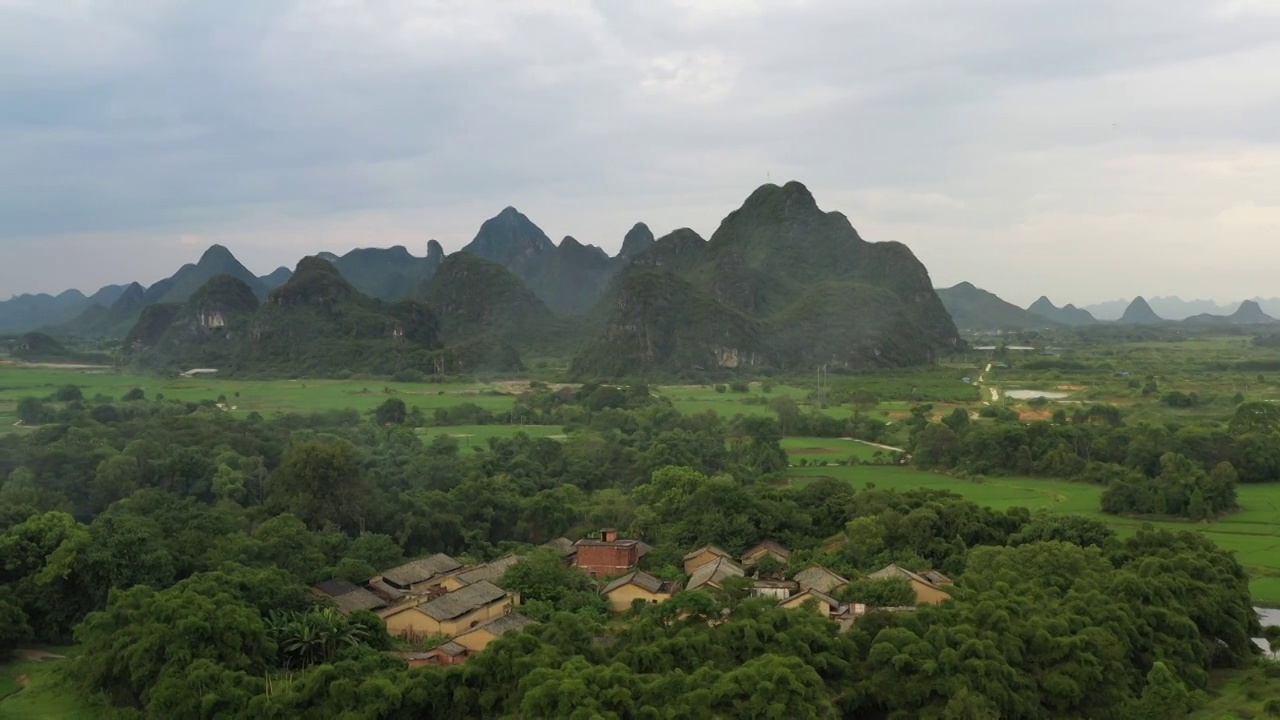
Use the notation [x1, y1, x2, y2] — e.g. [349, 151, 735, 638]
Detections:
[0, 647, 102, 719]
[791, 465, 1280, 606]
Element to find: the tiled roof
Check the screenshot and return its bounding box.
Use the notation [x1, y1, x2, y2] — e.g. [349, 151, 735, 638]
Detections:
[867, 564, 942, 590]
[542, 537, 577, 556]
[742, 540, 791, 562]
[794, 566, 850, 595]
[682, 544, 731, 562]
[435, 641, 468, 656]
[602, 570, 665, 595]
[455, 555, 524, 587]
[312, 578, 386, 614]
[417, 581, 507, 621]
[687, 557, 745, 591]
[784, 589, 841, 610]
[381, 553, 463, 589]
[470, 612, 533, 638]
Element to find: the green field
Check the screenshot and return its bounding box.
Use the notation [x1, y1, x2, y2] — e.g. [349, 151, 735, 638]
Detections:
[416, 424, 565, 451]
[792, 465, 1280, 606]
[0, 647, 102, 719]
[781, 437, 897, 464]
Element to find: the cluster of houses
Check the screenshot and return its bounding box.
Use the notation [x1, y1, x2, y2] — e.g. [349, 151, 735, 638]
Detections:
[312, 528, 951, 666]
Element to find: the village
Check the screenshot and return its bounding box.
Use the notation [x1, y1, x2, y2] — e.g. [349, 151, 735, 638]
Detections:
[312, 528, 953, 667]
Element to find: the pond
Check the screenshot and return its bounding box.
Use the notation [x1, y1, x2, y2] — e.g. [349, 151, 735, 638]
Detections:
[1255, 607, 1278, 656]
[1004, 389, 1071, 400]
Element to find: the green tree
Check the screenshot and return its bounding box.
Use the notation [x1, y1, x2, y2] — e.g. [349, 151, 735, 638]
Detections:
[270, 438, 369, 530]
[16, 397, 45, 424]
[374, 398, 408, 425]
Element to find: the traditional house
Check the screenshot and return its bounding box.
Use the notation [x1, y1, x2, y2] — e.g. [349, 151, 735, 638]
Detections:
[750, 579, 798, 601]
[542, 537, 578, 565]
[380, 580, 516, 639]
[451, 555, 524, 590]
[793, 566, 850, 596]
[572, 529, 651, 578]
[397, 642, 469, 667]
[453, 612, 535, 652]
[740, 540, 791, 567]
[867, 564, 951, 605]
[917, 569, 953, 587]
[601, 571, 681, 613]
[311, 578, 387, 614]
[780, 589, 842, 618]
[374, 553, 463, 594]
[682, 545, 733, 575]
[686, 556, 746, 592]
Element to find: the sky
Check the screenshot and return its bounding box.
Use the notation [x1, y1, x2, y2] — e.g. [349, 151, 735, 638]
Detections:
[3, 0, 1280, 307]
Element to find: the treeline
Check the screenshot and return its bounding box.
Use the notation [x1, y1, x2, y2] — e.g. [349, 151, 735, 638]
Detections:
[908, 401, 1280, 519]
[0, 385, 1266, 716]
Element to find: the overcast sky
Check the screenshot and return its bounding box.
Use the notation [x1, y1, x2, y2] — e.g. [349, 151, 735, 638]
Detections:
[3, 0, 1279, 306]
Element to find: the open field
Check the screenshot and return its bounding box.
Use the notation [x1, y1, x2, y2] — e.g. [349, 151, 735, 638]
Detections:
[781, 437, 896, 463]
[0, 647, 102, 719]
[415, 424, 564, 451]
[791, 465, 1280, 606]
[1191, 666, 1280, 719]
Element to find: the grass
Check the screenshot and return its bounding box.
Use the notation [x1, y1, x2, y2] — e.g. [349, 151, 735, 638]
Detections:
[782, 437, 897, 463]
[1190, 665, 1280, 719]
[791, 465, 1280, 607]
[0, 646, 105, 719]
[416, 424, 564, 451]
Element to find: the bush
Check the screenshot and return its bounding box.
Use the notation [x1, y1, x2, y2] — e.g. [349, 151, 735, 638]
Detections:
[714, 385, 727, 394]
[53, 384, 83, 402]
[122, 388, 146, 402]
[729, 381, 749, 393]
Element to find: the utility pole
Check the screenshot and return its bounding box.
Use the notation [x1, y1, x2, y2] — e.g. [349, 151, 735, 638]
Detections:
[817, 364, 828, 408]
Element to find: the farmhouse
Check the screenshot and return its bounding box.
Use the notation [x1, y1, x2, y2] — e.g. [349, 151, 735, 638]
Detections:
[750, 579, 798, 601]
[686, 556, 746, 592]
[311, 578, 386, 614]
[682, 545, 733, 575]
[375, 553, 463, 594]
[601, 571, 681, 613]
[867, 564, 951, 605]
[793, 566, 850, 596]
[452, 555, 524, 589]
[380, 580, 516, 639]
[779, 589, 842, 618]
[740, 540, 790, 567]
[573, 529, 651, 577]
[453, 612, 535, 652]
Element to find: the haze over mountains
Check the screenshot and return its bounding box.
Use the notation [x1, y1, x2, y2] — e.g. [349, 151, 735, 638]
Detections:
[7, 182, 962, 376]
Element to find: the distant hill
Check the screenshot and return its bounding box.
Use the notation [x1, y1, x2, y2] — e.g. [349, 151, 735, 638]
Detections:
[618, 223, 656, 260]
[7, 331, 110, 364]
[143, 245, 269, 305]
[0, 284, 130, 334]
[574, 181, 959, 376]
[1027, 297, 1096, 326]
[460, 208, 625, 315]
[1117, 297, 1164, 325]
[1184, 300, 1277, 326]
[259, 267, 293, 291]
[125, 275, 262, 371]
[237, 257, 444, 375]
[936, 283, 1051, 330]
[321, 242, 445, 301]
[52, 282, 150, 338]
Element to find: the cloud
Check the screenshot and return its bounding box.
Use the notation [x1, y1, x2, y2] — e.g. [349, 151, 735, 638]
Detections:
[1, 0, 1279, 305]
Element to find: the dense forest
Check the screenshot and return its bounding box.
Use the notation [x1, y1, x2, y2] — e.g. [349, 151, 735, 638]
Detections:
[0, 382, 1267, 717]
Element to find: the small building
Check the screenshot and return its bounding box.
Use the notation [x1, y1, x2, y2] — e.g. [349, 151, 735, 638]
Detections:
[686, 556, 746, 592]
[380, 580, 516, 639]
[682, 545, 733, 575]
[867, 564, 951, 605]
[374, 553, 463, 594]
[397, 642, 469, 667]
[311, 578, 386, 614]
[453, 612, 535, 653]
[916, 569, 953, 587]
[793, 566, 850, 596]
[573, 529, 652, 578]
[542, 537, 578, 565]
[750, 579, 798, 601]
[779, 589, 842, 618]
[740, 540, 791, 568]
[451, 555, 524, 590]
[601, 571, 682, 613]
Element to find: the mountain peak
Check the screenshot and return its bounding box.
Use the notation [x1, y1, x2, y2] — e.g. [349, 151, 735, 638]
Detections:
[426, 239, 444, 259]
[1230, 299, 1275, 324]
[620, 222, 656, 259]
[738, 181, 820, 218]
[1118, 296, 1163, 324]
[199, 244, 236, 265]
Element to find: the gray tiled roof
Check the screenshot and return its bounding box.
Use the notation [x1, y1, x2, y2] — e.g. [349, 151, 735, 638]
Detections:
[682, 545, 731, 562]
[687, 557, 745, 591]
[312, 578, 386, 614]
[741, 540, 791, 562]
[868, 564, 941, 590]
[794, 566, 850, 595]
[417, 580, 507, 621]
[601, 570, 665, 595]
[542, 537, 576, 556]
[455, 555, 524, 587]
[381, 553, 463, 588]
[470, 612, 533, 638]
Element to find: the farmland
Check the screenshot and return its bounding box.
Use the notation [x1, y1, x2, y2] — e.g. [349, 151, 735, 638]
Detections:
[790, 465, 1280, 606]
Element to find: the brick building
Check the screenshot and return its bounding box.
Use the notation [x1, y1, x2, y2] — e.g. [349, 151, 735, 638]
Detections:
[572, 529, 651, 577]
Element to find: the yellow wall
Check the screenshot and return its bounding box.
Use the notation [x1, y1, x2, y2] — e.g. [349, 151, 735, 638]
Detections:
[383, 597, 514, 638]
[683, 550, 725, 575]
[605, 584, 673, 613]
[454, 628, 500, 653]
[780, 593, 833, 617]
[912, 581, 950, 605]
[439, 575, 467, 593]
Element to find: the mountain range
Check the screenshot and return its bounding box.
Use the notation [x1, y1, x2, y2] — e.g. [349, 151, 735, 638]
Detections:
[936, 283, 1052, 331]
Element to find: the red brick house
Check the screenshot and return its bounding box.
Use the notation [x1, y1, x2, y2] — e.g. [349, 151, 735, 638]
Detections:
[572, 529, 651, 578]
